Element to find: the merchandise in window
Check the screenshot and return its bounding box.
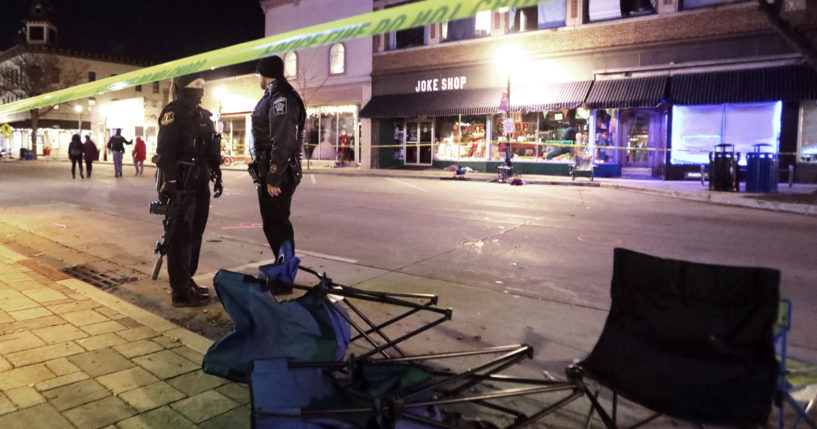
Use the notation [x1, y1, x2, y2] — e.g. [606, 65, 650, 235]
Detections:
[799, 102, 817, 163]
[435, 116, 489, 161]
[587, 0, 655, 22]
[305, 108, 356, 162]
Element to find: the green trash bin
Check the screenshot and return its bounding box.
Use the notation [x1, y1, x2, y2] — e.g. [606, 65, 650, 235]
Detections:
[746, 143, 778, 193]
[709, 143, 739, 192]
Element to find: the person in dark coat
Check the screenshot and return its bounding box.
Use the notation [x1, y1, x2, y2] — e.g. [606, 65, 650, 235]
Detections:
[155, 73, 223, 307]
[82, 135, 99, 178]
[107, 129, 132, 177]
[68, 134, 84, 179]
[249, 55, 306, 262]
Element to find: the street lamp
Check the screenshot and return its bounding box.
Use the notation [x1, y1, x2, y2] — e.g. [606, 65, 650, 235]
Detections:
[74, 104, 83, 133]
[494, 44, 525, 166]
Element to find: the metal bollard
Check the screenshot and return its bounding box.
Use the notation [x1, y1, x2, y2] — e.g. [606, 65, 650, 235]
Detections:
[788, 165, 794, 188]
[700, 165, 706, 186]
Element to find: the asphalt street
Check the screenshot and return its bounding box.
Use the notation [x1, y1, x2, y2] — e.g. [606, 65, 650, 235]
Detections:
[1, 160, 816, 372]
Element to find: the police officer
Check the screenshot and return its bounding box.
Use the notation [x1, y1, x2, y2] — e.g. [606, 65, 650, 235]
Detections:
[156, 73, 223, 307]
[250, 56, 305, 260]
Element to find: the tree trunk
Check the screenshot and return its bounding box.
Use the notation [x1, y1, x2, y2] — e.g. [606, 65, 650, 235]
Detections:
[30, 109, 39, 160]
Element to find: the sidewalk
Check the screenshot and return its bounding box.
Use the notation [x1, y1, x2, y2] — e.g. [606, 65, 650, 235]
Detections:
[0, 245, 249, 429]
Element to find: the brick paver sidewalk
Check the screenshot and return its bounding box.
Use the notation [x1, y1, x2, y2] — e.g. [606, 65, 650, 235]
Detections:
[0, 245, 249, 429]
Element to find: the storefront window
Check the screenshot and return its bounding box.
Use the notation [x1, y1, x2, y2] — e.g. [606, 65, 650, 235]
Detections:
[220, 115, 247, 158]
[587, 0, 655, 22]
[509, 2, 566, 32]
[435, 115, 489, 161]
[671, 102, 782, 166]
[306, 106, 357, 162]
[798, 101, 817, 163]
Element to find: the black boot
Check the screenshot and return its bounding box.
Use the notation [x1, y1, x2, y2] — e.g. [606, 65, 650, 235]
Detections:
[172, 285, 210, 307]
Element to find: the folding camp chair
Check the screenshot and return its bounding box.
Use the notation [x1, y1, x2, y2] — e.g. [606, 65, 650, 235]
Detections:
[251, 344, 582, 428]
[775, 299, 817, 429]
[567, 248, 780, 428]
[569, 152, 594, 181]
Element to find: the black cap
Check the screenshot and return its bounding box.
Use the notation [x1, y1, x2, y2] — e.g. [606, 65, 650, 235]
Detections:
[256, 55, 284, 79]
[174, 73, 204, 89]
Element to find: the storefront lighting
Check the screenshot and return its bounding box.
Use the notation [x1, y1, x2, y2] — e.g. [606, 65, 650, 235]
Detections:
[214, 87, 227, 101]
[307, 104, 358, 116]
[74, 105, 83, 113]
[494, 44, 525, 81]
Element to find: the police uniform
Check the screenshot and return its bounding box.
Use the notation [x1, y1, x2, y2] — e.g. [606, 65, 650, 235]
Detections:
[251, 59, 305, 259]
[156, 76, 221, 305]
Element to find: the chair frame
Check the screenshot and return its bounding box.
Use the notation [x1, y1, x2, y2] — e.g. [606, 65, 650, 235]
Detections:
[775, 299, 817, 429]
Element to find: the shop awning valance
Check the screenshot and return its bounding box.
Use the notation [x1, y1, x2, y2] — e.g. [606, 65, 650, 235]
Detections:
[359, 88, 504, 118]
[669, 64, 817, 105]
[510, 80, 593, 112]
[586, 76, 669, 109]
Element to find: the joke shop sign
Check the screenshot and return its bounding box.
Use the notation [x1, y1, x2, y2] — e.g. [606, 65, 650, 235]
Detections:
[415, 76, 468, 92]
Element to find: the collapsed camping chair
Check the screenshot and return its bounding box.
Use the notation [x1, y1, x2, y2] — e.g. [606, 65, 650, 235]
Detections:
[775, 300, 817, 429]
[251, 344, 582, 429]
[567, 248, 781, 428]
[203, 241, 452, 382]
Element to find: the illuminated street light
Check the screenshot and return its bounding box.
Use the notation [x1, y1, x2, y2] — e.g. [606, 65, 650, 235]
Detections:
[74, 104, 83, 133]
[494, 44, 525, 168]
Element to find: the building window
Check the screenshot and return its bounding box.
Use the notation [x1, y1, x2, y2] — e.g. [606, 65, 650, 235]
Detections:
[135, 84, 142, 92]
[329, 43, 345, 75]
[152, 81, 160, 94]
[509, 2, 566, 32]
[88, 71, 96, 82]
[284, 52, 297, 78]
[586, 0, 656, 22]
[28, 26, 44, 42]
[680, 0, 749, 9]
[388, 26, 426, 50]
[442, 10, 492, 42]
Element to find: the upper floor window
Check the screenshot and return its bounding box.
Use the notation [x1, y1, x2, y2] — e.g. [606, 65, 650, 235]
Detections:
[509, 2, 566, 32]
[135, 84, 142, 92]
[442, 10, 492, 42]
[329, 44, 345, 75]
[284, 52, 297, 78]
[680, 0, 748, 9]
[388, 26, 426, 50]
[88, 71, 96, 82]
[587, 0, 656, 22]
[28, 26, 44, 42]
[152, 81, 160, 93]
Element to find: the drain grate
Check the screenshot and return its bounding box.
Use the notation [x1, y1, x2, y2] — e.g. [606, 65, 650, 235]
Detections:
[61, 264, 126, 290]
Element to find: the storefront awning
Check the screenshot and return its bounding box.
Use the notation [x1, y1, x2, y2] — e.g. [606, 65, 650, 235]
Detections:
[511, 80, 593, 112]
[586, 76, 668, 109]
[359, 88, 504, 118]
[669, 64, 817, 105]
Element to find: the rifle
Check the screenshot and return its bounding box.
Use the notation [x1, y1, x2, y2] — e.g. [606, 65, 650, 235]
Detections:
[149, 161, 198, 280]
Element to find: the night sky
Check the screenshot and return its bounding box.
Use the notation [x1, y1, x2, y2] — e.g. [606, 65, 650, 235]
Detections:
[0, 0, 265, 64]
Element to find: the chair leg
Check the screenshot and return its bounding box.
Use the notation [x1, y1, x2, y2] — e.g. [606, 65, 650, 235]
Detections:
[785, 391, 817, 429]
[585, 390, 600, 429]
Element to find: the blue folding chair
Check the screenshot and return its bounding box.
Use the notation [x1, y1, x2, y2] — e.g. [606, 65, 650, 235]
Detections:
[775, 300, 817, 429]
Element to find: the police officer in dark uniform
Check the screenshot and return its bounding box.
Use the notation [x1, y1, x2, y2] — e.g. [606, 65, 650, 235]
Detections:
[250, 56, 305, 260]
[156, 73, 223, 307]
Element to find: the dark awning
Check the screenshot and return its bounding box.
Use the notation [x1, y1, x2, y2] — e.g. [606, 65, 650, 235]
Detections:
[586, 76, 668, 109]
[360, 88, 504, 118]
[511, 80, 593, 112]
[669, 64, 817, 105]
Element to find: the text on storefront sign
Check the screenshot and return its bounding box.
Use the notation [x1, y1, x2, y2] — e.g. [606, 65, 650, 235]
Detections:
[415, 76, 468, 92]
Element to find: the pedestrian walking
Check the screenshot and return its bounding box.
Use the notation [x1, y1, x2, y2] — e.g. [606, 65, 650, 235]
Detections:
[155, 73, 223, 307]
[132, 136, 146, 175]
[82, 135, 99, 178]
[68, 134, 84, 179]
[107, 129, 131, 177]
[249, 55, 306, 263]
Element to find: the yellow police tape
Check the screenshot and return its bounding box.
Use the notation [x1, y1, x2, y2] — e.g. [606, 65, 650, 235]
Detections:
[302, 141, 800, 156]
[0, 0, 546, 118]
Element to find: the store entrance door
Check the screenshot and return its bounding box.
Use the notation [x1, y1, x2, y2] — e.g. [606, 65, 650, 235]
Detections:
[404, 120, 433, 165]
[620, 109, 665, 177]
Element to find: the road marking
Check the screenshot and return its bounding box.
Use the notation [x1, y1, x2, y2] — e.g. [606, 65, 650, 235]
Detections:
[387, 178, 428, 193]
[222, 223, 264, 230]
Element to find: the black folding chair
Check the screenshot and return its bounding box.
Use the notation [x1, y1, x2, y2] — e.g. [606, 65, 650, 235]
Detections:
[567, 248, 780, 428]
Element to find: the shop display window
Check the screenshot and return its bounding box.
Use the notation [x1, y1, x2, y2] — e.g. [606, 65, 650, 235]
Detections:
[799, 102, 817, 163]
[671, 102, 781, 166]
[680, 0, 748, 10]
[435, 116, 488, 161]
[305, 108, 356, 162]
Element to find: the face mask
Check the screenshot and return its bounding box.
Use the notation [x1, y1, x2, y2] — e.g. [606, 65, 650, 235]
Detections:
[178, 87, 204, 104]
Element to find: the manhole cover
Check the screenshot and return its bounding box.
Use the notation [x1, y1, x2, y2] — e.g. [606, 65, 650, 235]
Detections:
[61, 264, 127, 290]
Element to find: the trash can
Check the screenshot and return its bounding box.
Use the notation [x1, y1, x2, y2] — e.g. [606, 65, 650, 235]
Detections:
[745, 143, 778, 193]
[708, 143, 739, 192]
[24, 149, 34, 160]
[19, 148, 27, 159]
